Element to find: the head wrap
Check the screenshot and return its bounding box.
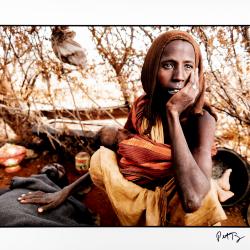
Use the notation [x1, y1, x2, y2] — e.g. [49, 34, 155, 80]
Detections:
[141, 30, 206, 118]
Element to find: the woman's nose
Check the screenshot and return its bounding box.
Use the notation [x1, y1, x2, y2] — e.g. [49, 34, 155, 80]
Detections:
[173, 66, 185, 82]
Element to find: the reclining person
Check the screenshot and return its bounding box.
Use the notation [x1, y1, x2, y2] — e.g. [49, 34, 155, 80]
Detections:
[0, 163, 96, 226]
[17, 126, 131, 214]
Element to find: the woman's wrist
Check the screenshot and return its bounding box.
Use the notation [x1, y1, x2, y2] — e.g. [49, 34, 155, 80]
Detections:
[166, 106, 179, 119]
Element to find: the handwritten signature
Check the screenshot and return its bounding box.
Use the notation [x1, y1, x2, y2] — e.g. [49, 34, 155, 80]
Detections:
[216, 231, 245, 243]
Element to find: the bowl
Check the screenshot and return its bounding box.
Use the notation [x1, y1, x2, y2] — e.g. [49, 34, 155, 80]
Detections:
[212, 147, 250, 207]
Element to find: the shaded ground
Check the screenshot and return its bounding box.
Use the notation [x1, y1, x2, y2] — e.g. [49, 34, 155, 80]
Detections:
[0, 147, 248, 227]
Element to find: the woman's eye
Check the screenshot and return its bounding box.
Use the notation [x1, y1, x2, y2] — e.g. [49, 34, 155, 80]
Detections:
[163, 63, 173, 69]
[185, 64, 193, 70]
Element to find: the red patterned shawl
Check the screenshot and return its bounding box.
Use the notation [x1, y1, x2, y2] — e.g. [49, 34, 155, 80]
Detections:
[117, 95, 174, 185]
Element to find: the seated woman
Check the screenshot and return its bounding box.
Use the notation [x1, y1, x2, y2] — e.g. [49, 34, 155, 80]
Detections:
[89, 30, 234, 226]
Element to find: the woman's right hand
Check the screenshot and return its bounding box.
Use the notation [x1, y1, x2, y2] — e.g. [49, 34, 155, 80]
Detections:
[166, 68, 199, 116]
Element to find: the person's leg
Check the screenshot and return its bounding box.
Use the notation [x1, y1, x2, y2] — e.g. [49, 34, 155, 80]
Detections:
[215, 169, 234, 202]
[217, 169, 232, 191]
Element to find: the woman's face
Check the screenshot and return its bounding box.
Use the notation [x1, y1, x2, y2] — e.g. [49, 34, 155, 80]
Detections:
[157, 40, 196, 96]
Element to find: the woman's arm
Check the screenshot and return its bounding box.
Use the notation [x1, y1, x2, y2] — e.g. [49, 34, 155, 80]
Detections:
[19, 172, 91, 213]
[167, 109, 215, 213]
[165, 69, 216, 212]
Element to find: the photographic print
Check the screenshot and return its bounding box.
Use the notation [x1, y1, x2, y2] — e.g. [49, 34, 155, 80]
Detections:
[0, 1, 249, 249]
[0, 25, 249, 228]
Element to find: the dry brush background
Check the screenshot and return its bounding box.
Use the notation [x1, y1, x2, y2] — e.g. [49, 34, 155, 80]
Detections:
[0, 26, 249, 160]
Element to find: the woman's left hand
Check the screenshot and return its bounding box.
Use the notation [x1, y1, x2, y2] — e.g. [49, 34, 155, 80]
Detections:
[166, 68, 199, 116]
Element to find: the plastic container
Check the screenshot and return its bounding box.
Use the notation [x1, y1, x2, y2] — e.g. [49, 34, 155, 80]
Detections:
[75, 151, 90, 172]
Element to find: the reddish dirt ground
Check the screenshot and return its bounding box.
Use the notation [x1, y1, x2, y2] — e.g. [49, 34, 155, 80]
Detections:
[0, 149, 248, 227]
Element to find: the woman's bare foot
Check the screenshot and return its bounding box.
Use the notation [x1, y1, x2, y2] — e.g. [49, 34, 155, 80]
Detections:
[213, 169, 234, 202]
[217, 169, 232, 191]
[216, 183, 234, 202]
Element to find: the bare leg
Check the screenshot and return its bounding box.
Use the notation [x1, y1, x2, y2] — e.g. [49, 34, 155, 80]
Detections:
[217, 169, 232, 191]
[214, 169, 234, 202]
[216, 184, 234, 202]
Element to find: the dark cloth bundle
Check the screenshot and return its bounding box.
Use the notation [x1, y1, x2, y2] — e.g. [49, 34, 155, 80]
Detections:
[0, 174, 96, 227]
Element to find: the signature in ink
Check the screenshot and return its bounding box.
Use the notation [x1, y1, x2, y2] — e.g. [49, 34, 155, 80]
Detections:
[216, 231, 245, 243]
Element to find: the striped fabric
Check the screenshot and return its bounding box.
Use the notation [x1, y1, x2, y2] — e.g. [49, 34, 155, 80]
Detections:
[117, 95, 174, 185]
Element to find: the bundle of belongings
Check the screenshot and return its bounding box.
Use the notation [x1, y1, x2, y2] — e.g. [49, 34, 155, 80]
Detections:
[0, 163, 97, 226]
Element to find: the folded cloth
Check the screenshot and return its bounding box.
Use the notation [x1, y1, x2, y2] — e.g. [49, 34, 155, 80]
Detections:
[89, 147, 227, 226]
[0, 174, 96, 226]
